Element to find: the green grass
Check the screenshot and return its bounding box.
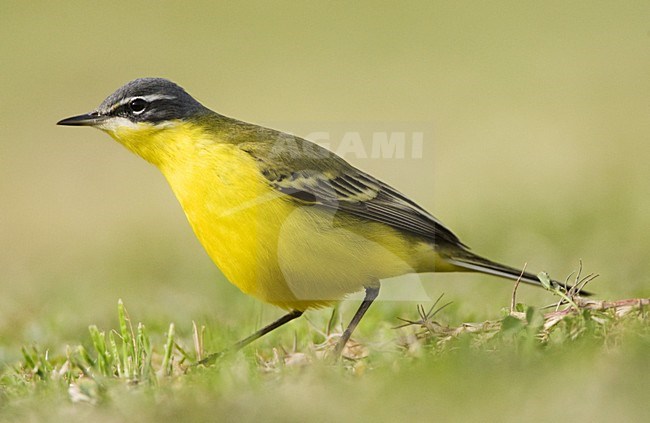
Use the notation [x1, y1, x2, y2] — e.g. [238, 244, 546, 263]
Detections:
[2, 277, 648, 422]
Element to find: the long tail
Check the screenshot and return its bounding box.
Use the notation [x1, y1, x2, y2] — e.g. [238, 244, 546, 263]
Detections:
[446, 251, 593, 296]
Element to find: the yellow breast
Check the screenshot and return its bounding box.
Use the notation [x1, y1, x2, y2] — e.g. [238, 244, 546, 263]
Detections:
[106, 122, 295, 305]
[157, 133, 303, 307]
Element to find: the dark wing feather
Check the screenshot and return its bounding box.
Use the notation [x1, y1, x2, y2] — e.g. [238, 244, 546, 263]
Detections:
[231, 123, 464, 247]
[266, 165, 465, 247]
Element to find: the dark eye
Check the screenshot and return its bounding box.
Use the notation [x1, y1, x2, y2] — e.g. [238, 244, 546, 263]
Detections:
[129, 98, 148, 114]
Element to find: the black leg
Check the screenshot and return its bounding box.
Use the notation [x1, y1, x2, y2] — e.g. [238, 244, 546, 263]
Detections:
[197, 309, 303, 365]
[332, 284, 380, 359]
[233, 309, 304, 350]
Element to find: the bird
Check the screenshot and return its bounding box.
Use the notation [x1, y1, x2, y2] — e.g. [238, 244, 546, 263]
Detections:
[57, 77, 588, 360]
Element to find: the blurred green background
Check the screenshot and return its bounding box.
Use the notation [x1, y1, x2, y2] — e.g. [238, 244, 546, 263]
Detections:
[2, 0, 649, 343]
[1, 1, 649, 418]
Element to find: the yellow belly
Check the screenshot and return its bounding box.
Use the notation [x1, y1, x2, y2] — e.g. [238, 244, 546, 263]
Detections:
[156, 141, 449, 311]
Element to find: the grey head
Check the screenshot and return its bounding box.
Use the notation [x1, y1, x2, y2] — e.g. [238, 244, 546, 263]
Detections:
[58, 78, 208, 127]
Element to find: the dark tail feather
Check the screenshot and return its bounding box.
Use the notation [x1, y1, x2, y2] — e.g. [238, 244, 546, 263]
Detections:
[446, 252, 593, 296]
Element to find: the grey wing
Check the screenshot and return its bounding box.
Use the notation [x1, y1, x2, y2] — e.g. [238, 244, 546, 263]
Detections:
[265, 165, 466, 248]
